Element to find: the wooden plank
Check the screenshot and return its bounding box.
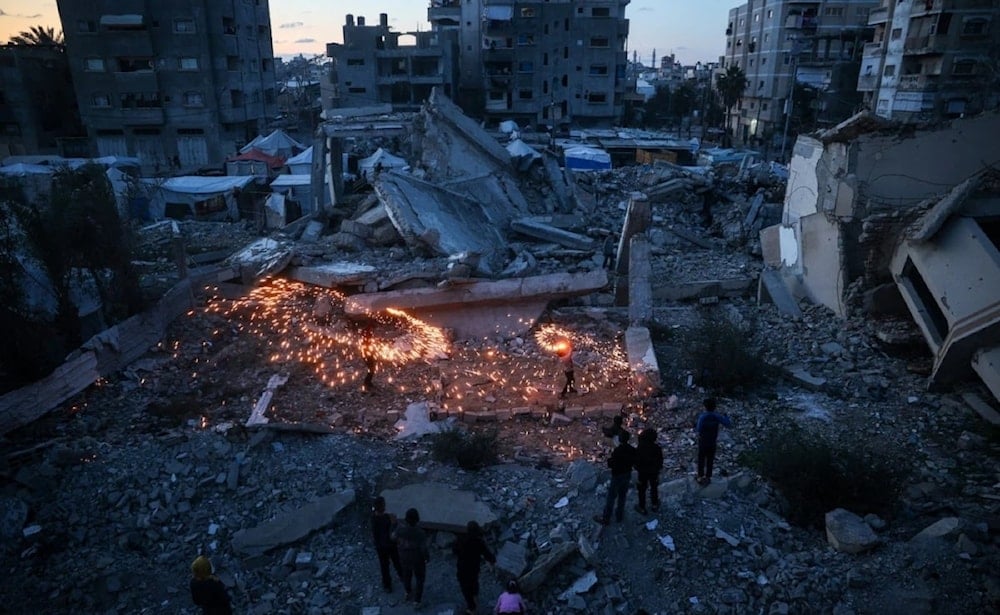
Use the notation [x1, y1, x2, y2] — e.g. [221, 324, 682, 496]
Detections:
[0, 352, 99, 434]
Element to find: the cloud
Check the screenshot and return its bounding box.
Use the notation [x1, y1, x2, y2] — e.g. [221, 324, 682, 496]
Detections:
[637, 6, 654, 11]
[294, 38, 316, 44]
[0, 9, 43, 18]
[279, 22, 303, 29]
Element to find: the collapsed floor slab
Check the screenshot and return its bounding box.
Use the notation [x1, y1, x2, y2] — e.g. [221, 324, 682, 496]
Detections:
[380, 482, 497, 533]
[343, 270, 608, 340]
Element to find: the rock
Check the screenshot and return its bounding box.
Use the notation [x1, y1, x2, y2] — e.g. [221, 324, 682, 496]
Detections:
[863, 513, 887, 531]
[559, 570, 598, 599]
[231, 490, 356, 555]
[696, 479, 728, 499]
[825, 508, 878, 554]
[519, 542, 577, 592]
[566, 461, 597, 492]
[911, 517, 962, 542]
[715, 528, 740, 547]
[496, 541, 528, 578]
[719, 587, 747, 604]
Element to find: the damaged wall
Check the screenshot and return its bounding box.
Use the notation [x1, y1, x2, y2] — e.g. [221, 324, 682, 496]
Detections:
[765, 112, 1000, 317]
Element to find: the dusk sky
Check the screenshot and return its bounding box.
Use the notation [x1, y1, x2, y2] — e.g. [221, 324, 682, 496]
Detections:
[0, 0, 732, 66]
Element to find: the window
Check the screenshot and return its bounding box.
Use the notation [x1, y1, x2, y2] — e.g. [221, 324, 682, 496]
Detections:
[517, 61, 533, 73]
[120, 92, 161, 108]
[883, 64, 896, 77]
[222, 17, 236, 35]
[520, 8, 535, 17]
[91, 94, 111, 107]
[767, 9, 773, 19]
[590, 37, 609, 48]
[229, 89, 244, 106]
[518, 89, 533, 100]
[952, 59, 976, 75]
[347, 86, 366, 93]
[117, 57, 153, 72]
[183, 91, 204, 106]
[174, 19, 195, 33]
[85, 58, 106, 71]
[754, 13, 760, 22]
[758, 80, 765, 90]
[891, 28, 902, 40]
[823, 7, 845, 17]
[586, 92, 607, 103]
[227, 56, 240, 71]
[592, 7, 610, 17]
[762, 102, 769, 111]
[77, 20, 97, 33]
[589, 64, 609, 76]
[764, 33, 769, 42]
[761, 57, 767, 65]
[517, 34, 534, 46]
[347, 58, 365, 66]
[262, 59, 272, 72]
[179, 57, 199, 70]
[962, 18, 990, 36]
[739, 19, 744, 27]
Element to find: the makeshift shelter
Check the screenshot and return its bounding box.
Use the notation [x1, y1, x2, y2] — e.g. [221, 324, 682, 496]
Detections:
[564, 146, 612, 171]
[142, 175, 255, 221]
[226, 149, 286, 178]
[358, 148, 408, 181]
[269, 174, 316, 218]
[506, 139, 542, 171]
[240, 129, 305, 159]
[286, 146, 313, 175]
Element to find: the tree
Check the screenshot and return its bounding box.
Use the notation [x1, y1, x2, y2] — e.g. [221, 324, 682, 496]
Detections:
[716, 65, 748, 147]
[8, 25, 64, 47]
[643, 85, 672, 128]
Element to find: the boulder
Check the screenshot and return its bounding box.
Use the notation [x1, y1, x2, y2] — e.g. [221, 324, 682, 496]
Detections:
[825, 508, 878, 554]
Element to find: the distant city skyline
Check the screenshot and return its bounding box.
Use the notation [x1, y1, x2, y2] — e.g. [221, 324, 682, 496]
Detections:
[0, 0, 732, 66]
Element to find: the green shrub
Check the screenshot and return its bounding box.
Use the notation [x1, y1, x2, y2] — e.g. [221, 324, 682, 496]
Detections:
[429, 427, 499, 470]
[739, 424, 909, 528]
[681, 314, 767, 392]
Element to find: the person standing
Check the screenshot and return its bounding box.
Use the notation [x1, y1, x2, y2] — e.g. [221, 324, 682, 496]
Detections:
[557, 340, 576, 398]
[494, 579, 527, 614]
[602, 233, 616, 269]
[189, 555, 232, 615]
[361, 324, 377, 393]
[394, 508, 430, 606]
[594, 431, 636, 525]
[371, 496, 404, 593]
[452, 520, 496, 615]
[695, 398, 732, 485]
[634, 428, 664, 514]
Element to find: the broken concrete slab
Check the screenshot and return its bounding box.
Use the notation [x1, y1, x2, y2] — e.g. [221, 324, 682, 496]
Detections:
[510, 218, 595, 251]
[495, 541, 529, 578]
[227, 238, 294, 278]
[668, 226, 713, 249]
[379, 482, 497, 533]
[519, 541, 578, 593]
[784, 365, 827, 390]
[960, 392, 1000, 426]
[628, 235, 652, 326]
[653, 277, 757, 302]
[759, 269, 802, 319]
[972, 348, 1000, 407]
[417, 88, 513, 178]
[625, 326, 661, 397]
[441, 173, 529, 221]
[231, 490, 356, 556]
[344, 270, 608, 340]
[374, 172, 507, 276]
[286, 262, 378, 288]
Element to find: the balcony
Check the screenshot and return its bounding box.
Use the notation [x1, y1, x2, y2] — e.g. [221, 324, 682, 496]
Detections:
[897, 73, 939, 91]
[485, 98, 509, 112]
[120, 108, 164, 126]
[867, 6, 889, 26]
[857, 74, 879, 91]
[785, 15, 819, 33]
[904, 34, 946, 55]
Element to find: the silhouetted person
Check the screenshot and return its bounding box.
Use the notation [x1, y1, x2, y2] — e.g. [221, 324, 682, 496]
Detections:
[594, 431, 636, 525]
[635, 428, 664, 514]
[695, 398, 731, 485]
[453, 520, 496, 614]
[557, 340, 576, 398]
[371, 496, 404, 593]
[393, 508, 429, 605]
[361, 324, 377, 392]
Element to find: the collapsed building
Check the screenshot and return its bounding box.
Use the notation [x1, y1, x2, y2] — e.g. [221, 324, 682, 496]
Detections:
[761, 110, 1000, 402]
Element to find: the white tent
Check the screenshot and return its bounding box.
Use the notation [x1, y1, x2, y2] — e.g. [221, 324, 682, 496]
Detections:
[286, 146, 313, 175]
[358, 148, 408, 181]
[240, 129, 305, 158]
[142, 175, 255, 220]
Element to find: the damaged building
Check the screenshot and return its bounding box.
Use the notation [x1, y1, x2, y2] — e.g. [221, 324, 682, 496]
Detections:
[762, 110, 1000, 400]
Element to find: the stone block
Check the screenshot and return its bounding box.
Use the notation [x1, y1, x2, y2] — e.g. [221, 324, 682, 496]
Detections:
[564, 406, 584, 419]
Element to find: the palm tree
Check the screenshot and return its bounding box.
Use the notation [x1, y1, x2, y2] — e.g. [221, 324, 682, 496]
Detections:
[8, 26, 64, 47]
[716, 65, 748, 147]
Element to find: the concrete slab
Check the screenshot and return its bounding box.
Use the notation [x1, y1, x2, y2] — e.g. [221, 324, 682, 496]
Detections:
[286, 262, 378, 288]
[628, 236, 652, 326]
[971, 348, 1000, 406]
[511, 218, 595, 251]
[495, 541, 529, 578]
[344, 270, 608, 340]
[625, 326, 661, 397]
[961, 391, 1000, 426]
[380, 482, 497, 533]
[759, 269, 802, 319]
[231, 490, 356, 555]
[653, 277, 757, 302]
[518, 542, 577, 592]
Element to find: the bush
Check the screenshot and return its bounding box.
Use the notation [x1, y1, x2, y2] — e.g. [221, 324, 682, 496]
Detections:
[739, 424, 909, 528]
[429, 427, 499, 470]
[681, 313, 767, 392]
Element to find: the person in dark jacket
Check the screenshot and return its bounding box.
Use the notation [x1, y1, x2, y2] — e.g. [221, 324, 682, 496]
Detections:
[634, 428, 664, 514]
[695, 398, 732, 485]
[371, 496, 404, 593]
[594, 431, 637, 525]
[393, 507, 430, 605]
[190, 555, 232, 615]
[452, 520, 496, 614]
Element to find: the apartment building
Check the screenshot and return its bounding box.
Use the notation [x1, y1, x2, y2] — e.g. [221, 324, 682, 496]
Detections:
[56, 0, 278, 173]
[859, 0, 1000, 121]
[326, 13, 459, 112]
[724, 0, 877, 147]
[0, 44, 85, 157]
[426, 1, 630, 127]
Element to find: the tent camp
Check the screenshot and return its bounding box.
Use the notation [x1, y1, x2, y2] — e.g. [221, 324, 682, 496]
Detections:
[286, 146, 313, 175]
[358, 148, 408, 181]
[564, 146, 612, 171]
[226, 149, 286, 177]
[240, 129, 305, 158]
[142, 175, 255, 221]
[269, 174, 317, 217]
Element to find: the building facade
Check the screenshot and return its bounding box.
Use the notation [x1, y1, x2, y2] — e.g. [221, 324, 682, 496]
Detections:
[859, 0, 1000, 122]
[56, 0, 278, 173]
[724, 0, 877, 148]
[326, 13, 459, 112]
[0, 44, 85, 157]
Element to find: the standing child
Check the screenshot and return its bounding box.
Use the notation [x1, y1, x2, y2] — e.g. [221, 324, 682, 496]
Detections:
[495, 579, 527, 614]
[371, 496, 403, 593]
[695, 398, 732, 485]
[394, 508, 430, 606]
[634, 428, 664, 514]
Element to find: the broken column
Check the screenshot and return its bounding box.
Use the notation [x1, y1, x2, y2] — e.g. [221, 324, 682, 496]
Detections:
[614, 192, 650, 306]
[628, 234, 652, 325]
[625, 326, 661, 397]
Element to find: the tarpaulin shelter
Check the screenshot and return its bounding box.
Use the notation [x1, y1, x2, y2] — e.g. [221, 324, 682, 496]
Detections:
[286, 146, 313, 175]
[142, 175, 255, 221]
[240, 129, 305, 158]
[269, 174, 318, 217]
[226, 149, 286, 178]
[358, 148, 408, 181]
[564, 146, 612, 171]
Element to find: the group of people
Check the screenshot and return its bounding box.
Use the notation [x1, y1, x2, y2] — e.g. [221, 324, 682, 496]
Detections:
[372, 497, 527, 614]
[595, 399, 732, 525]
